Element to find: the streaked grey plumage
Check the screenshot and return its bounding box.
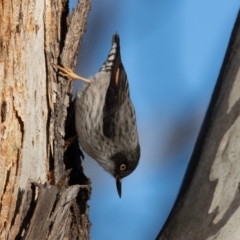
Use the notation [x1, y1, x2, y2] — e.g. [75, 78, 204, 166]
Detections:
[57, 34, 140, 197]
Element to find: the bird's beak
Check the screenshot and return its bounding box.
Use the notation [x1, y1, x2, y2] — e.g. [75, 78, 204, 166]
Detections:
[116, 176, 122, 198]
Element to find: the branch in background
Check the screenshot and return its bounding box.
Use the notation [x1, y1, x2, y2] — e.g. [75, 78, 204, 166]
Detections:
[157, 11, 240, 240]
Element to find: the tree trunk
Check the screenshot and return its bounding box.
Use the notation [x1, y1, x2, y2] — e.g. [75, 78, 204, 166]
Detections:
[0, 0, 91, 239]
[157, 11, 240, 240]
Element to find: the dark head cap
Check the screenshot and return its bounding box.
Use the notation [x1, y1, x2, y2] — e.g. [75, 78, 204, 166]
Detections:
[111, 144, 140, 198]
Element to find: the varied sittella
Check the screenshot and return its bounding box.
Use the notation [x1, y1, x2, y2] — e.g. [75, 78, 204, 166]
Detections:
[55, 33, 140, 198]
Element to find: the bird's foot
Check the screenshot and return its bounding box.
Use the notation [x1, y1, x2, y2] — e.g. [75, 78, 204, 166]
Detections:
[53, 64, 91, 84]
[64, 134, 78, 151]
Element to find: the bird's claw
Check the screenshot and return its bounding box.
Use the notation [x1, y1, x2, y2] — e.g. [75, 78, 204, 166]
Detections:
[53, 63, 91, 83]
[64, 134, 78, 151]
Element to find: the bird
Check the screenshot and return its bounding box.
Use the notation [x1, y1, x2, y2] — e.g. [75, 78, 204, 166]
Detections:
[55, 33, 140, 198]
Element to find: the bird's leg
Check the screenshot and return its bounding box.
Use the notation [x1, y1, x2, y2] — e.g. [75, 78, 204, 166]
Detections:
[64, 134, 78, 151]
[53, 64, 91, 84]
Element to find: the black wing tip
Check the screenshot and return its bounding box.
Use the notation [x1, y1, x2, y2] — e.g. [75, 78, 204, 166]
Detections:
[112, 32, 120, 45]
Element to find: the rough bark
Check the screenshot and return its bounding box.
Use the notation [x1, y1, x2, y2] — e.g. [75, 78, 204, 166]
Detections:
[157, 11, 240, 240]
[0, 0, 91, 239]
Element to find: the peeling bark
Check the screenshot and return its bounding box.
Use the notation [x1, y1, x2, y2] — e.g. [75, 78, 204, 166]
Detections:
[0, 0, 91, 239]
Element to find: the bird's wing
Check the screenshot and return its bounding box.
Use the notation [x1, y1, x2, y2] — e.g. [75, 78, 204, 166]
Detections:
[101, 34, 130, 139]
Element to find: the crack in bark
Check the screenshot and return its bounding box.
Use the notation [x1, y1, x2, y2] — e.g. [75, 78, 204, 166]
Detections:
[1, 100, 7, 122]
[0, 169, 10, 213]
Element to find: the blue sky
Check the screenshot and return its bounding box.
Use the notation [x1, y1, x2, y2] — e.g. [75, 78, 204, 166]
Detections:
[69, 1, 239, 239]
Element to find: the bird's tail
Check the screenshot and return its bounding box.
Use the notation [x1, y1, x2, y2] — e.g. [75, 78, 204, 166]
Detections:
[99, 33, 121, 73]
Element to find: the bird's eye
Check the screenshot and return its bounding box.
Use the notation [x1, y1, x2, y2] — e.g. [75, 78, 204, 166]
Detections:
[119, 164, 127, 171]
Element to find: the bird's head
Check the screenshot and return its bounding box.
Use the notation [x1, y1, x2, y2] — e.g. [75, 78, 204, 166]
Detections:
[108, 144, 140, 198]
